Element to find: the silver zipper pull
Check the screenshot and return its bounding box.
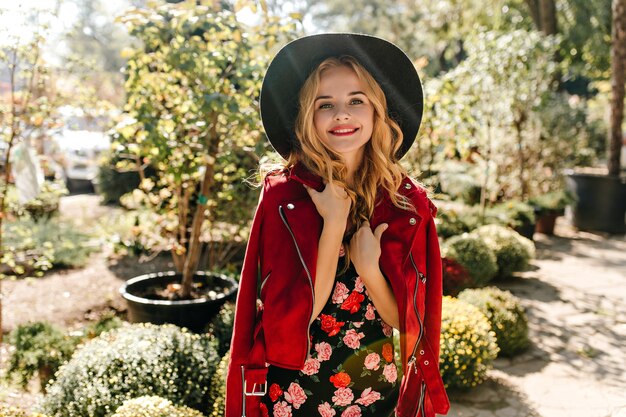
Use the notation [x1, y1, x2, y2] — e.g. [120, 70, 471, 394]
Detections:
[407, 355, 418, 374]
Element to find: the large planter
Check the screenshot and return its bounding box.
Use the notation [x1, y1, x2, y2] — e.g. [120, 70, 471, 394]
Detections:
[120, 271, 238, 333]
[565, 172, 626, 234]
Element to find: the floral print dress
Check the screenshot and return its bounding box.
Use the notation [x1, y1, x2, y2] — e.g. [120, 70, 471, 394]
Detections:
[260, 243, 400, 417]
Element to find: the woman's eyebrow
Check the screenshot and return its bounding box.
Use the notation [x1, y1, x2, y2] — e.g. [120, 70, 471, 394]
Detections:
[314, 91, 366, 102]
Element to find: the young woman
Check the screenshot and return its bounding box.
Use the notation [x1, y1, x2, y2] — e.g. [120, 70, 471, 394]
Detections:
[226, 33, 450, 417]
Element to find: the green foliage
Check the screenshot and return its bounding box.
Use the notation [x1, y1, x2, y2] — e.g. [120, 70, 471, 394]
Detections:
[207, 352, 230, 417]
[437, 160, 484, 205]
[489, 200, 536, 228]
[442, 233, 498, 287]
[5, 322, 76, 390]
[528, 189, 577, 215]
[95, 152, 156, 206]
[418, 29, 563, 200]
[458, 287, 530, 357]
[471, 224, 535, 277]
[37, 323, 220, 417]
[112, 396, 206, 417]
[206, 301, 235, 358]
[435, 203, 493, 239]
[5, 180, 69, 220]
[1, 215, 97, 279]
[440, 296, 499, 390]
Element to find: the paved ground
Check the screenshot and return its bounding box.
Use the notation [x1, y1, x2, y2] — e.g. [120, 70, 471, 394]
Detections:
[1, 195, 625, 416]
[448, 217, 626, 417]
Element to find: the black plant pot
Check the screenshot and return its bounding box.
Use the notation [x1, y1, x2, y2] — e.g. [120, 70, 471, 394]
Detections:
[120, 271, 238, 333]
[565, 172, 626, 234]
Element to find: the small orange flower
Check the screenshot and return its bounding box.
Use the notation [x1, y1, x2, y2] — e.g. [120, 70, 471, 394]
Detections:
[382, 343, 394, 363]
[329, 371, 351, 388]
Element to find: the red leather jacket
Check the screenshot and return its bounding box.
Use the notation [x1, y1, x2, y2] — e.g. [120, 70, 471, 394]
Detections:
[226, 161, 450, 417]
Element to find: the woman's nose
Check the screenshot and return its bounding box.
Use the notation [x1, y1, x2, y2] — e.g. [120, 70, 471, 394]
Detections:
[334, 105, 350, 120]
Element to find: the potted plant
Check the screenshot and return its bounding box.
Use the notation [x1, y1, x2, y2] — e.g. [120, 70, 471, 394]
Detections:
[528, 189, 576, 235]
[565, 0, 626, 235]
[115, 3, 299, 332]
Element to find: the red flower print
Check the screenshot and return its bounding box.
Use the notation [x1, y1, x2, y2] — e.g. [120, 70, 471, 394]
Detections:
[332, 387, 354, 407]
[259, 402, 269, 417]
[273, 400, 292, 417]
[329, 371, 351, 388]
[284, 382, 308, 409]
[382, 343, 394, 363]
[320, 314, 345, 337]
[318, 401, 336, 417]
[341, 291, 365, 314]
[269, 383, 283, 402]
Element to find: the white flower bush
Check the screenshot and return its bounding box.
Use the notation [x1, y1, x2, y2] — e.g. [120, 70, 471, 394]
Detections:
[36, 323, 219, 417]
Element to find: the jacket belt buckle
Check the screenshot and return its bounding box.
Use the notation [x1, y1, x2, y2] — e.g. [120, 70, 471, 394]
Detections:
[243, 380, 267, 396]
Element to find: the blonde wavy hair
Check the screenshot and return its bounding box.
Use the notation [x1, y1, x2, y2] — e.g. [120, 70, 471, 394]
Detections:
[258, 55, 422, 275]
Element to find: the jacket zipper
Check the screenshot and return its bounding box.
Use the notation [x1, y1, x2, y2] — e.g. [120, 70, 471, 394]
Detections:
[407, 252, 425, 373]
[418, 380, 426, 417]
[260, 271, 271, 293]
[278, 205, 315, 361]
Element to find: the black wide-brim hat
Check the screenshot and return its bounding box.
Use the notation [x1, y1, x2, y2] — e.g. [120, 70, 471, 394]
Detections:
[259, 32, 424, 161]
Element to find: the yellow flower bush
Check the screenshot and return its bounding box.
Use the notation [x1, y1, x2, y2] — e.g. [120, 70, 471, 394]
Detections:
[0, 404, 50, 417]
[440, 296, 499, 390]
[112, 396, 205, 417]
[458, 286, 530, 357]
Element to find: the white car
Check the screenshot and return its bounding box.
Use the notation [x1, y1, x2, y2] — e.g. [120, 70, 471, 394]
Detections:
[50, 128, 110, 189]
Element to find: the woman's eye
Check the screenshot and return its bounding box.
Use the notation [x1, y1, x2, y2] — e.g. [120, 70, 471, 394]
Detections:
[318, 103, 332, 109]
[351, 98, 364, 105]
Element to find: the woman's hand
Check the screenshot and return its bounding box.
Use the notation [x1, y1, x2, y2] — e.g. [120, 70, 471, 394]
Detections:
[303, 179, 351, 226]
[350, 220, 388, 279]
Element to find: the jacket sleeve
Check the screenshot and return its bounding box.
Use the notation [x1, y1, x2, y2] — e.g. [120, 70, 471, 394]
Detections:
[225, 181, 266, 417]
[423, 197, 443, 360]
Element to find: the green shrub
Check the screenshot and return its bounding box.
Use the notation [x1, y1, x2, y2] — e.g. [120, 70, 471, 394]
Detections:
[207, 301, 235, 358]
[490, 201, 536, 229]
[5, 179, 68, 220]
[36, 323, 220, 417]
[472, 224, 535, 277]
[458, 287, 530, 357]
[440, 296, 499, 390]
[1, 216, 97, 279]
[528, 189, 576, 216]
[5, 322, 76, 391]
[442, 233, 498, 287]
[74, 312, 124, 341]
[112, 396, 205, 417]
[207, 352, 230, 417]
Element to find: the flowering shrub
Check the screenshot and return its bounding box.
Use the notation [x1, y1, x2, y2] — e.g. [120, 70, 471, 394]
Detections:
[0, 404, 50, 417]
[206, 352, 230, 417]
[441, 257, 473, 296]
[471, 224, 535, 277]
[112, 396, 205, 417]
[442, 233, 498, 287]
[440, 296, 499, 390]
[36, 323, 219, 417]
[458, 287, 530, 357]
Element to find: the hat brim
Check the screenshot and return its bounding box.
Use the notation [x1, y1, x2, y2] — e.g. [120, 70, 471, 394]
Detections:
[259, 32, 423, 161]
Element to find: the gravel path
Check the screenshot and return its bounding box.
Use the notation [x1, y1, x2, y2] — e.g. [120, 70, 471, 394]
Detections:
[1, 196, 625, 417]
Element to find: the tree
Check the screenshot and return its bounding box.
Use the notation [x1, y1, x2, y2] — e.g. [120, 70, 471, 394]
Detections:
[0, 12, 64, 343]
[114, 0, 301, 298]
[608, 0, 625, 177]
